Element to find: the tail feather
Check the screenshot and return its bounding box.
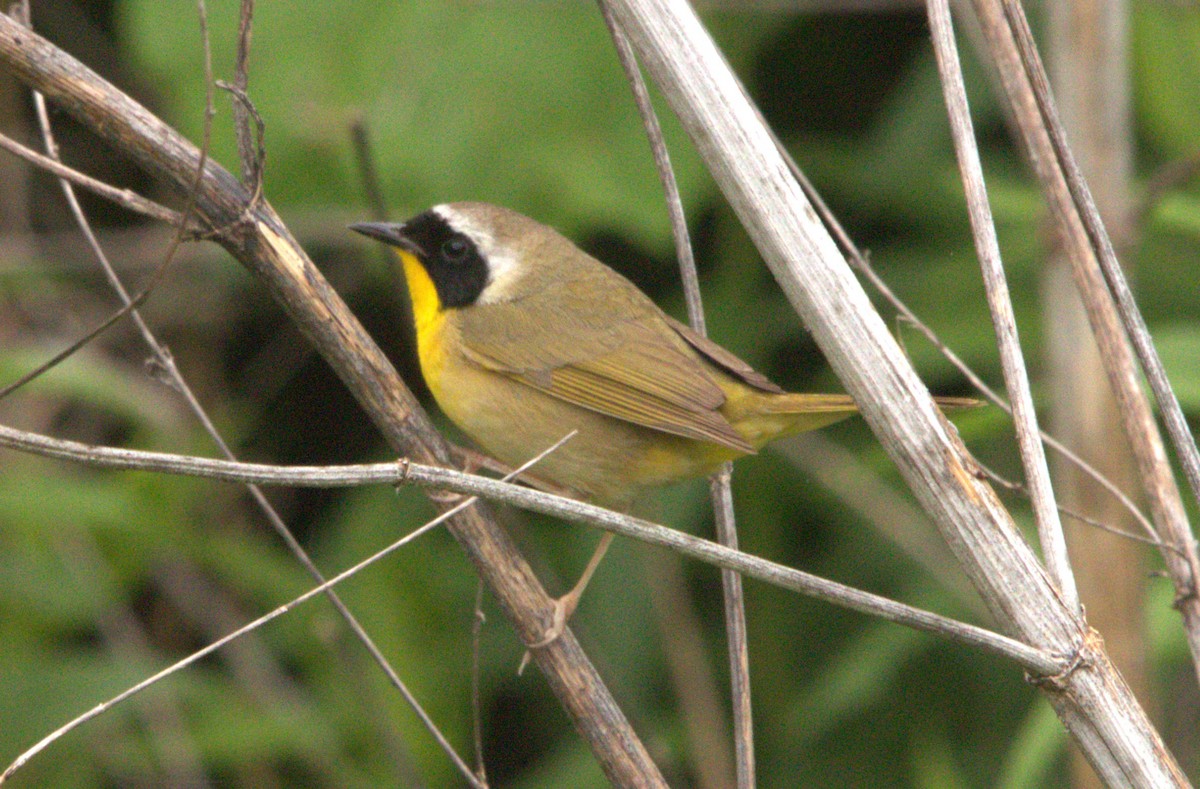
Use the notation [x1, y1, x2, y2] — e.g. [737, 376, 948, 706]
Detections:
[728, 393, 857, 448]
[760, 393, 981, 415]
[757, 393, 857, 414]
[730, 392, 980, 449]
[930, 396, 983, 410]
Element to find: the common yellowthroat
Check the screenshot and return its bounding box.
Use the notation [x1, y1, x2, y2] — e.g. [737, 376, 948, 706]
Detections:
[350, 202, 954, 506]
[351, 203, 973, 634]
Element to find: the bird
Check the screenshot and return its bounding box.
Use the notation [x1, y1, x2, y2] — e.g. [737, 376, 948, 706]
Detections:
[351, 202, 974, 639]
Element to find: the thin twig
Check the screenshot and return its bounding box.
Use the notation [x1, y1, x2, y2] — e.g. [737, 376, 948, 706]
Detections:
[975, 462, 1174, 553]
[597, 3, 750, 785]
[350, 119, 389, 222]
[707, 467, 752, 784]
[216, 80, 266, 205]
[927, 0, 1077, 610]
[0, 131, 184, 226]
[230, 0, 258, 186]
[0, 421, 1062, 676]
[471, 580, 488, 786]
[0, 283, 161, 399]
[347, 116, 412, 357]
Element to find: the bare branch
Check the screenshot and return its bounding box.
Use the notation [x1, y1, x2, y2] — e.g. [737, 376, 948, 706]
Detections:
[230, 0, 260, 186]
[926, 0, 1076, 609]
[0, 131, 184, 225]
[27, 51, 475, 789]
[0, 420, 1062, 675]
[598, 4, 750, 784]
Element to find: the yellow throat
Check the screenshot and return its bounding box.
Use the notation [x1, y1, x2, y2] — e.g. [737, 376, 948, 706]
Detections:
[396, 248, 448, 389]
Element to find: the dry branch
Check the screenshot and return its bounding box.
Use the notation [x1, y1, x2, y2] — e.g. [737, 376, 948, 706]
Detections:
[22, 29, 477, 782]
[927, 0, 1077, 610]
[598, 5, 751, 785]
[0, 420, 1062, 675]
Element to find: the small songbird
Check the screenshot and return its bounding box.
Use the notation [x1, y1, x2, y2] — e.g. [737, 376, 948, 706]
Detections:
[352, 203, 973, 632]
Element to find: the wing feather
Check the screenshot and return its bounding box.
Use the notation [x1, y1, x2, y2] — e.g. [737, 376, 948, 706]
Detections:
[457, 264, 752, 451]
[664, 315, 784, 393]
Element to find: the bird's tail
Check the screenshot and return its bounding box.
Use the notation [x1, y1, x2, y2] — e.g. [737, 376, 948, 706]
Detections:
[732, 392, 979, 449]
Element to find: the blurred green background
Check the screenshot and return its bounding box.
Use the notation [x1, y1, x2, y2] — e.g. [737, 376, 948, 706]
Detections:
[1, 0, 1198, 786]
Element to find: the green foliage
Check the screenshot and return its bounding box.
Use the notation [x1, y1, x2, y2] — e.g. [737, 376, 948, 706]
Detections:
[1134, 2, 1200, 160]
[117, 0, 767, 245]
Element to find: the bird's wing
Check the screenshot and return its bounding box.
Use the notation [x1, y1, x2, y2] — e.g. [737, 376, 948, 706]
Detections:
[663, 314, 785, 393]
[457, 269, 752, 451]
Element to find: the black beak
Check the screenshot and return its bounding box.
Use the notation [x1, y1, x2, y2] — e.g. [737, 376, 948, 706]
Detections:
[349, 222, 421, 255]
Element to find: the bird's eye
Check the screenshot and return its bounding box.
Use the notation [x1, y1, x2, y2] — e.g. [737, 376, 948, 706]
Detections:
[441, 237, 470, 263]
